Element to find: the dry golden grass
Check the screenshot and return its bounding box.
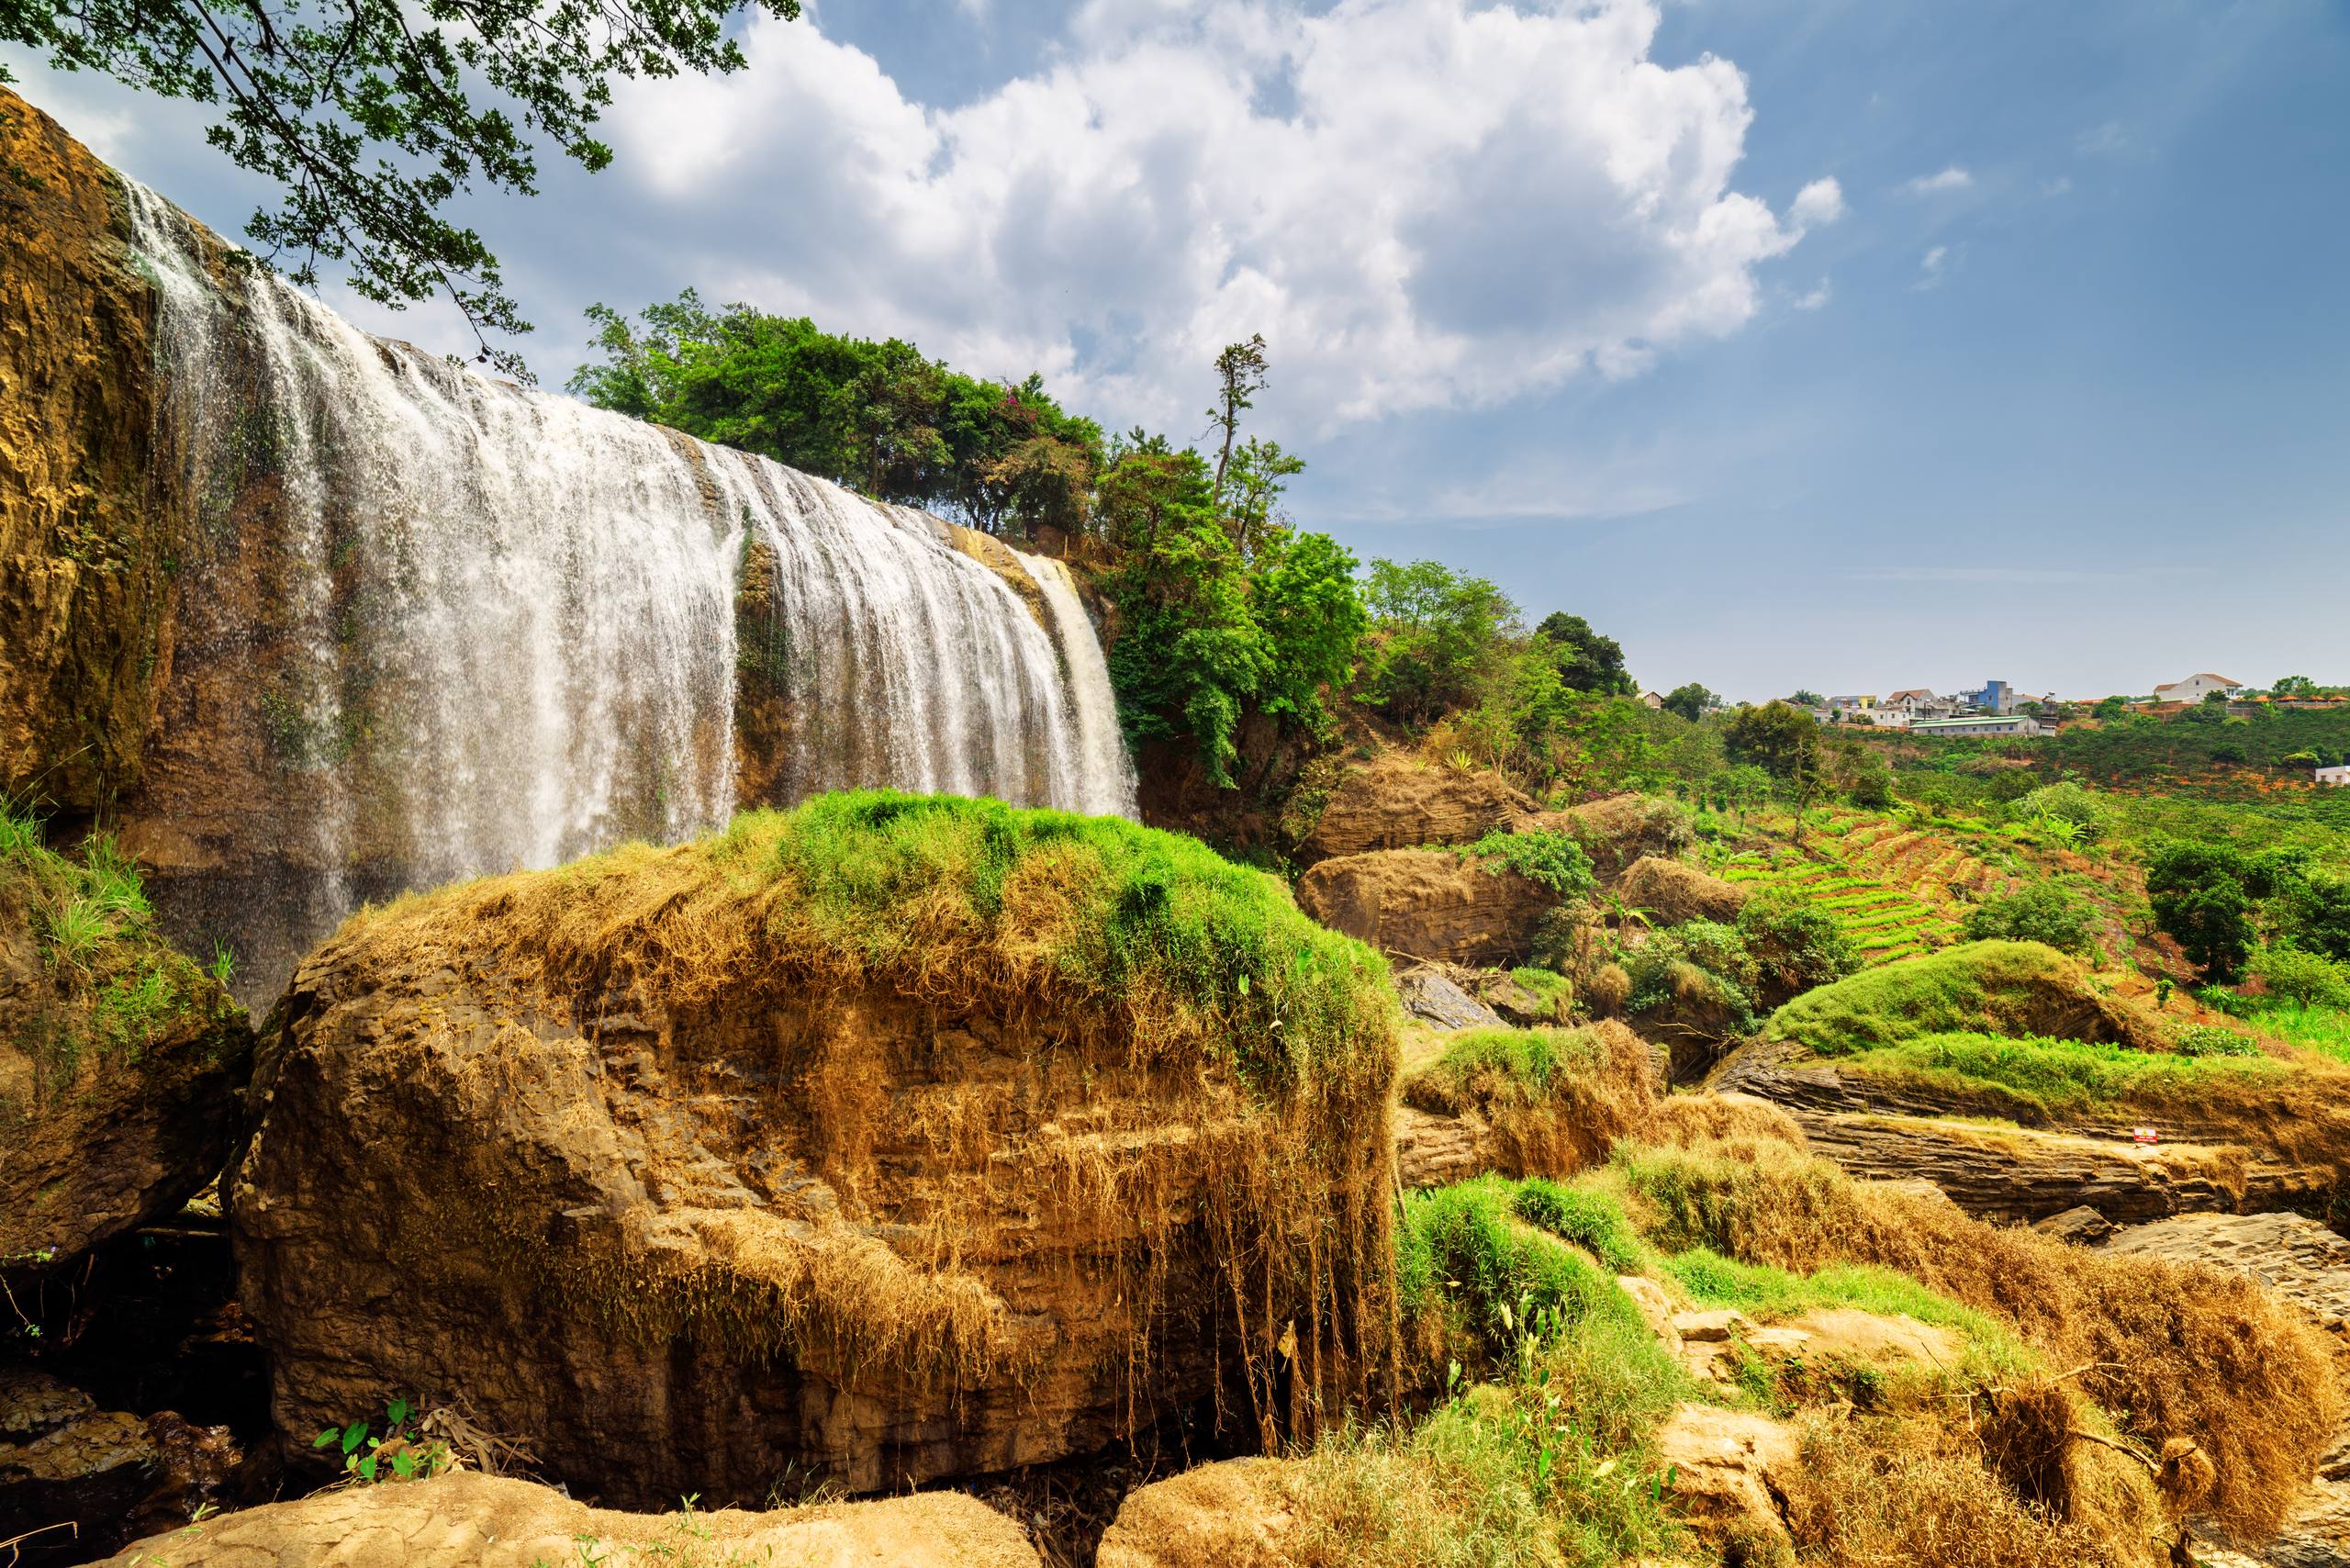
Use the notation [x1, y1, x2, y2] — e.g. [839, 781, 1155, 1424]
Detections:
[1397, 1020, 1658, 1179]
[1781, 1410, 2150, 1568]
[1605, 1134, 2339, 1541]
[1650, 1092, 1808, 1149]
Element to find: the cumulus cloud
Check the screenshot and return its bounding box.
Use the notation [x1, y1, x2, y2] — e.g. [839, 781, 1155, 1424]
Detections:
[1915, 245, 1950, 289]
[601, 0, 1831, 431]
[1901, 165, 1974, 195]
[1790, 177, 1846, 227]
[1793, 279, 1832, 310]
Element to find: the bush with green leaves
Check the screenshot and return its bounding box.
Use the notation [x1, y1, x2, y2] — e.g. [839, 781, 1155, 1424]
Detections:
[2248, 945, 2350, 1009]
[1621, 919, 1757, 1025]
[2014, 781, 2110, 842]
[1734, 886, 1859, 1002]
[1960, 882, 2098, 956]
[1460, 828, 1596, 899]
[312, 1396, 449, 1484]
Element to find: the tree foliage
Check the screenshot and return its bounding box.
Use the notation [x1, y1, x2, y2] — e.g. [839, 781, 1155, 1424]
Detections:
[571, 291, 1103, 533]
[3, 0, 797, 376]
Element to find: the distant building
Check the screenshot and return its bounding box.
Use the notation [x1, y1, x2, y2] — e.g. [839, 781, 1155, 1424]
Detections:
[2154, 673, 2242, 703]
[1957, 679, 2013, 714]
[2319, 766, 2350, 788]
[1639, 690, 1665, 710]
[1883, 689, 1941, 713]
[1866, 711, 1914, 730]
[1910, 715, 2046, 739]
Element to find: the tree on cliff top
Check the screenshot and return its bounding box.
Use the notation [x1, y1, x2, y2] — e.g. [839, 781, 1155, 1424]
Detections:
[0, 0, 799, 377]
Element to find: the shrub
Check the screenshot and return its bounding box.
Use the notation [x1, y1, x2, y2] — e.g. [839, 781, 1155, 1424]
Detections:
[2249, 943, 2350, 1009]
[1460, 826, 1595, 899]
[1736, 885, 1859, 1002]
[1400, 1024, 1658, 1180]
[2013, 782, 2110, 842]
[1623, 921, 1756, 1025]
[1601, 1136, 2339, 1540]
[1960, 883, 2098, 956]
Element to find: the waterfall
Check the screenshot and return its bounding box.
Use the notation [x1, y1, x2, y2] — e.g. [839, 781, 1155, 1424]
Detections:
[120, 185, 1134, 1002]
[1018, 550, 1140, 819]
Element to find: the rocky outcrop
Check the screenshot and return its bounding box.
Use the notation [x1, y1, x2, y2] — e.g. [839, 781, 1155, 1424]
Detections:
[1654, 1403, 1800, 1554]
[231, 807, 1396, 1508]
[1, 867, 252, 1272]
[0, 1370, 242, 1564]
[1709, 1041, 2332, 1225]
[1296, 848, 1555, 965]
[1514, 793, 1690, 881]
[98, 1470, 1042, 1568]
[1297, 753, 1531, 863]
[0, 89, 175, 815]
[1615, 855, 1747, 925]
[1094, 1457, 1297, 1568]
[1393, 965, 1505, 1031]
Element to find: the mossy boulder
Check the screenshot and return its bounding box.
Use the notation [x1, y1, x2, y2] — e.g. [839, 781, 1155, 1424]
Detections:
[1, 822, 251, 1272]
[1764, 941, 2165, 1056]
[233, 793, 1399, 1505]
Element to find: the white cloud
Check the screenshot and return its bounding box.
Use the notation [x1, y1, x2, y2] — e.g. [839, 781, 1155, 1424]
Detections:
[2076, 120, 2130, 156]
[1793, 279, 1832, 310]
[1790, 177, 1846, 227]
[2042, 175, 2073, 197]
[602, 0, 1833, 431]
[1914, 244, 1949, 289]
[1900, 165, 1974, 196]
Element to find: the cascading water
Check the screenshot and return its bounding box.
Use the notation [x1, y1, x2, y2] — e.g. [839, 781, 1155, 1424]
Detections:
[1018, 550, 1140, 819]
[121, 185, 1135, 1004]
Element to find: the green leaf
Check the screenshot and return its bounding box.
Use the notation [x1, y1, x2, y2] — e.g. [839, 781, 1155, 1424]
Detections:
[391, 1450, 417, 1480]
[312, 1428, 340, 1449]
[358, 1453, 378, 1483]
[342, 1421, 366, 1455]
[387, 1396, 410, 1428]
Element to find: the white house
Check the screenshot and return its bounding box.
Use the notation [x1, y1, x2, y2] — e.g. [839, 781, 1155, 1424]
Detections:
[2319, 766, 2350, 788]
[1910, 716, 2047, 740]
[2154, 673, 2243, 703]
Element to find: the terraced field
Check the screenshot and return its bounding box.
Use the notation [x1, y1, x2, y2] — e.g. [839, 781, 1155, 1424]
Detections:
[1717, 808, 2012, 967]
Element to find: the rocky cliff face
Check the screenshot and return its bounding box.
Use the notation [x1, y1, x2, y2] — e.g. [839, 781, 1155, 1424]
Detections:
[231, 803, 1397, 1507]
[0, 848, 251, 1271]
[0, 90, 174, 818]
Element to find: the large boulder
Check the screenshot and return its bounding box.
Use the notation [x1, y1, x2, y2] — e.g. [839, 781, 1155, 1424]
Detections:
[231, 795, 1397, 1507]
[1, 834, 252, 1273]
[99, 1470, 1042, 1568]
[1515, 793, 1691, 882]
[1295, 847, 1556, 966]
[0, 89, 177, 813]
[1296, 753, 1531, 863]
[1615, 856, 1747, 925]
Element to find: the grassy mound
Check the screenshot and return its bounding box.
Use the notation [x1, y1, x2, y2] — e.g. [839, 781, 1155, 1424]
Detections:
[367, 790, 1394, 1093]
[1766, 940, 2166, 1054]
[1398, 1022, 1656, 1178]
[1599, 1131, 2337, 1540]
[1827, 1029, 2286, 1120]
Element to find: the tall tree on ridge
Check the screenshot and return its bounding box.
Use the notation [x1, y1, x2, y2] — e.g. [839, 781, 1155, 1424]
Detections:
[1206, 334, 1270, 501]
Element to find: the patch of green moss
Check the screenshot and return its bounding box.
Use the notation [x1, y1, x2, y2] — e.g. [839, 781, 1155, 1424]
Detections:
[1765, 939, 2145, 1054]
[1832, 1029, 2280, 1119]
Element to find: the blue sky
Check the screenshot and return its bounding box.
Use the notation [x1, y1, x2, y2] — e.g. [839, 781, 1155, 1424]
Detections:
[11, 0, 2346, 700]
